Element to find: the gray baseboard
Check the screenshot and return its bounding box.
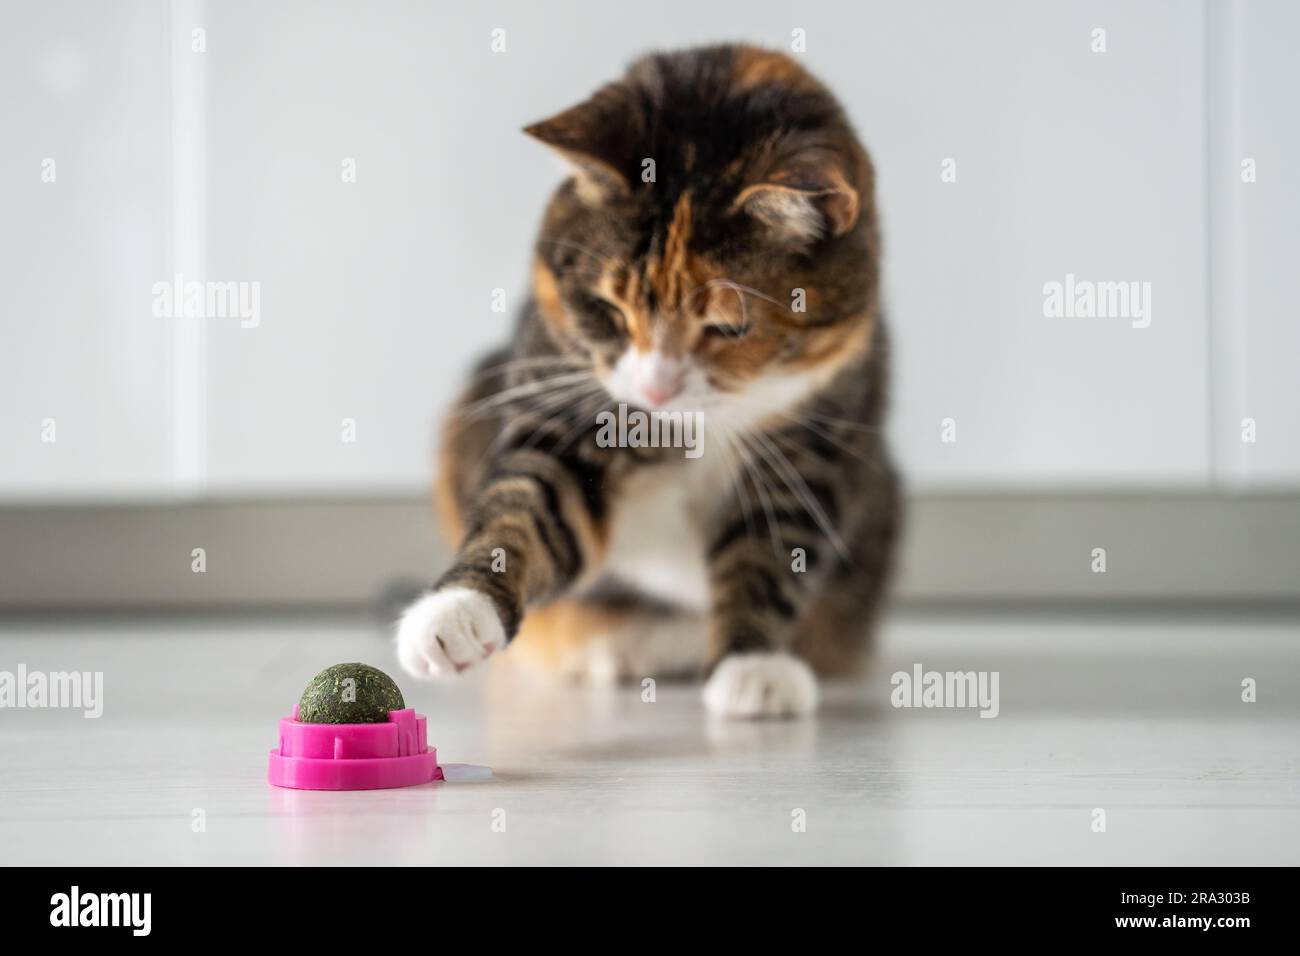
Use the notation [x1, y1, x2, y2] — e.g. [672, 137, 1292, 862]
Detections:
[0, 493, 1298, 612]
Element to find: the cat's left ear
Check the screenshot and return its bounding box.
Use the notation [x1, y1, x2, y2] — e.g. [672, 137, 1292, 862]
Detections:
[734, 158, 859, 243]
[524, 92, 632, 205]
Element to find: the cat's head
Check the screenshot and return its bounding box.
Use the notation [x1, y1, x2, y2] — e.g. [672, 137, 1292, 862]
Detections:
[525, 44, 880, 431]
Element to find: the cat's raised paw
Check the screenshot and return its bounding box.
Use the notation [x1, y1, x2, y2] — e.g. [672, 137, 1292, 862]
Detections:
[396, 586, 505, 680]
[702, 652, 819, 719]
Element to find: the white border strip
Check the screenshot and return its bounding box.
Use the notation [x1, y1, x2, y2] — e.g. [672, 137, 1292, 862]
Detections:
[169, 0, 208, 496]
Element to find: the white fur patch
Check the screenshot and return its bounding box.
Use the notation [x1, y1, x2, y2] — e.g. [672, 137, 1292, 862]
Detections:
[591, 368, 825, 615]
[708, 369, 824, 433]
[396, 586, 506, 680]
[598, 469, 711, 611]
[703, 652, 819, 718]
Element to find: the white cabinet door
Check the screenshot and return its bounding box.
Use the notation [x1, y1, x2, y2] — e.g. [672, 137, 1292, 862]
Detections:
[0, 0, 175, 500]
[822, 0, 1209, 488]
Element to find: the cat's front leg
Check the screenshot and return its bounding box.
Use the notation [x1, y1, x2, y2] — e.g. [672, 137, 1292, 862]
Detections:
[397, 438, 607, 679]
[701, 494, 831, 719]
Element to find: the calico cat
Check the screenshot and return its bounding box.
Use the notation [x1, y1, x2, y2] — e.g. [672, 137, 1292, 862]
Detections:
[396, 44, 899, 718]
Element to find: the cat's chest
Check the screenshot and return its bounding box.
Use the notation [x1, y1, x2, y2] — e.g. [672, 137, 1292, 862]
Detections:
[593, 462, 725, 612]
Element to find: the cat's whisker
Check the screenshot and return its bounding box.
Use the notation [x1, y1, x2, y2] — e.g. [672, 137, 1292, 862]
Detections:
[748, 429, 850, 560]
[798, 408, 883, 435]
[706, 279, 751, 328]
[514, 383, 611, 452]
[533, 235, 609, 266]
[777, 411, 875, 465]
[458, 371, 595, 420]
[773, 424, 890, 479]
[712, 425, 762, 557]
[705, 277, 794, 314]
[498, 391, 608, 456]
[555, 390, 615, 454]
[512, 390, 598, 431]
[729, 429, 790, 562]
[465, 354, 588, 385]
[523, 378, 605, 414]
[485, 391, 599, 462]
[709, 426, 747, 514]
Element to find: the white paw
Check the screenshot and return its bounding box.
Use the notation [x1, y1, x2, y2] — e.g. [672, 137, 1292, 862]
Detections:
[396, 587, 506, 680]
[703, 652, 819, 719]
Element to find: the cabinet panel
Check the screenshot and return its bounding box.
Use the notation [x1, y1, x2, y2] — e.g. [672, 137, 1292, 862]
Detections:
[0, 0, 175, 499]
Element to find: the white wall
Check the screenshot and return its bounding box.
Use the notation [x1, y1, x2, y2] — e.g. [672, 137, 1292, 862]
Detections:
[0, 0, 1295, 500]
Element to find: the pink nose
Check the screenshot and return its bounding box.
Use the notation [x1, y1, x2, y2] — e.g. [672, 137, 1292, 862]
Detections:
[635, 352, 684, 407]
[640, 382, 681, 406]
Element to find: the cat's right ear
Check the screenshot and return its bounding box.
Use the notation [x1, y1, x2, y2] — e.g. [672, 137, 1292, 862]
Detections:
[732, 143, 860, 244]
[524, 92, 632, 205]
[733, 166, 859, 244]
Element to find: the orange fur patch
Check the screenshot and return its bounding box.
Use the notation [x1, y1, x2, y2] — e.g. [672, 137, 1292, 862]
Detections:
[731, 47, 816, 93]
[505, 598, 626, 674]
[786, 312, 875, 376]
[658, 192, 693, 311]
[434, 429, 465, 547]
[532, 257, 571, 337]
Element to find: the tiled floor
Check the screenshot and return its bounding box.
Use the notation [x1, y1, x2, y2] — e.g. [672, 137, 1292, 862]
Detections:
[1, 608, 1297, 865]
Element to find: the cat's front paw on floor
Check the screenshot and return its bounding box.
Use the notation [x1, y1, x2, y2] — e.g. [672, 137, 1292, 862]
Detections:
[395, 586, 505, 679]
[702, 652, 819, 719]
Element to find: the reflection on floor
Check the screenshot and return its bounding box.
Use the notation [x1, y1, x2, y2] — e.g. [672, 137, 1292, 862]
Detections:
[1, 608, 1297, 865]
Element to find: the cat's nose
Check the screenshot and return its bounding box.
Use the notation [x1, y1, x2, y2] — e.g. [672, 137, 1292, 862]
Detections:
[635, 351, 684, 407]
[641, 382, 681, 406]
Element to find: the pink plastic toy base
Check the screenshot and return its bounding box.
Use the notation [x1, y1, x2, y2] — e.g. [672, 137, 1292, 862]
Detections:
[268, 706, 443, 790]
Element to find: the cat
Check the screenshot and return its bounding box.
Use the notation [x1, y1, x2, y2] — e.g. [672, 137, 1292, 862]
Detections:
[396, 44, 899, 718]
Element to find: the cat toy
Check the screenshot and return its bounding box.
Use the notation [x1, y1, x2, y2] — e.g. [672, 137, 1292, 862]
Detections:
[267, 662, 442, 790]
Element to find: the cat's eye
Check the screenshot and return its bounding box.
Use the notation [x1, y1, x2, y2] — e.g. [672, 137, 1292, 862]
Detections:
[701, 323, 750, 343]
[575, 293, 627, 339]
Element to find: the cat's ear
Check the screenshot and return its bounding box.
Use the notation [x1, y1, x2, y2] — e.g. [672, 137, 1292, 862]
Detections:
[734, 155, 859, 243]
[524, 93, 632, 205]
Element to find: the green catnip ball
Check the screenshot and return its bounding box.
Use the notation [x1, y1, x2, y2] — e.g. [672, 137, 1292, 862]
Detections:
[297, 663, 405, 724]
